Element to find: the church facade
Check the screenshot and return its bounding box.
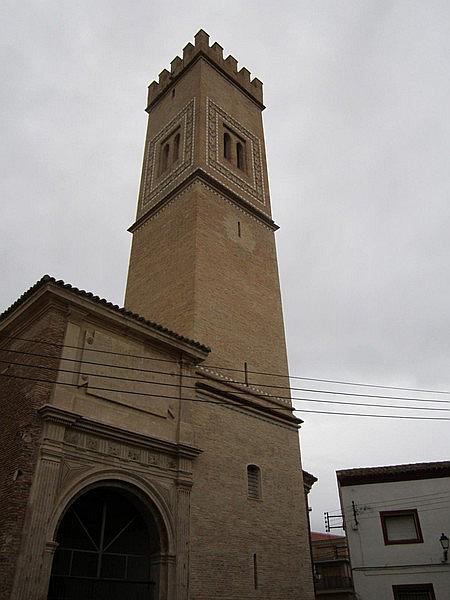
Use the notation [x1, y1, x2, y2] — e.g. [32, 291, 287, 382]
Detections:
[0, 31, 314, 600]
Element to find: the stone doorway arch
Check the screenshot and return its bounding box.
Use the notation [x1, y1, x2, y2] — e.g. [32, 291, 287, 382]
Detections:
[47, 481, 172, 600]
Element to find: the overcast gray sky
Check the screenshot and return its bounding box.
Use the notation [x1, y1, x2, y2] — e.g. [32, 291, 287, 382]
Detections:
[2, 1, 449, 532]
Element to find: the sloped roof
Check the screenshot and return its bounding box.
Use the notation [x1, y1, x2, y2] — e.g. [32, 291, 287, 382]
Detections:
[311, 532, 345, 541]
[337, 460, 450, 486]
[302, 470, 318, 489]
[0, 275, 210, 354]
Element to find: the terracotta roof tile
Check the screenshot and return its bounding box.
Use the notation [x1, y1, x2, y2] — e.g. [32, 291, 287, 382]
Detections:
[311, 532, 345, 541]
[337, 460, 450, 486]
[0, 275, 210, 354]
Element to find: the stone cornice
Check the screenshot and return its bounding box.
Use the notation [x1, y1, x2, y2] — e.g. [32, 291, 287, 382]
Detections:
[195, 380, 301, 428]
[198, 365, 292, 410]
[38, 404, 203, 459]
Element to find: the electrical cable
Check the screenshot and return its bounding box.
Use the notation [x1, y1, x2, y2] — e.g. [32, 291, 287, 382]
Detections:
[2, 356, 450, 414]
[343, 489, 450, 510]
[2, 371, 450, 421]
[353, 498, 450, 519]
[3, 348, 450, 408]
[3, 335, 450, 396]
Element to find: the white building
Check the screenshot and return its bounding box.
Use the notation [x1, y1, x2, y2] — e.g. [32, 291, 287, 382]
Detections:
[337, 461, 450, 600]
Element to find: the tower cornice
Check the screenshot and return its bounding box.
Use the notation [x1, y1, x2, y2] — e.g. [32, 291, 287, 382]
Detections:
[128, 169, 279, 234]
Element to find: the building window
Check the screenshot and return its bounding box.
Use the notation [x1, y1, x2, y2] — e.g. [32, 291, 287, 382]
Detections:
[173, 132, 180, 162]
[161, 143, 170, 173]
[247, 465, 261, 499]
[224, 132, 232, 160]
[393, 583, 436, 600]
[380, 510, 423, 545]
[236, 141, 245, 170]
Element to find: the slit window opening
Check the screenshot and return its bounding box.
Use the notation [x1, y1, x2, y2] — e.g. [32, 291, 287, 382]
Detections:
[173, 133, 181, 162]
[161, 143, 170, 173]
[236, 142, 245, 170]
[224, 132, 232, 160]
[247, 465, 261, 499]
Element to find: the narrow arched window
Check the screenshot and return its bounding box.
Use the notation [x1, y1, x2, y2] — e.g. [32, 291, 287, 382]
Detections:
[161, 143, 170, 173]
[173, 132, 180, 162]
[224, 132, 231, 160]
[247, 465, 261, 499]
[236, 142, 245, 170]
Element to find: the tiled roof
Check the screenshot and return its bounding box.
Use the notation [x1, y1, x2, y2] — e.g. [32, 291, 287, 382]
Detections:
[311, 532, 345, 541]
[303, 469, 318, 486]
[337, 460, 450, 486]
[0, 275, 210, 354]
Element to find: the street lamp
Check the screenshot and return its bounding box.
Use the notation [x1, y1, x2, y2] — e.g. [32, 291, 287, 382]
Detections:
[439, 533, 449, 562]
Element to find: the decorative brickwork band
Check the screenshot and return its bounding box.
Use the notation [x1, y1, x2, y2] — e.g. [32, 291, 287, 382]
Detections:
[206, 98, 266, 206]
[140, 98, 195, 209]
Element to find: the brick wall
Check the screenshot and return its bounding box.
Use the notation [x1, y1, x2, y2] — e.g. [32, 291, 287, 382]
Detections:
[0, 308, 66, 599]
[189, 392, 315, 600]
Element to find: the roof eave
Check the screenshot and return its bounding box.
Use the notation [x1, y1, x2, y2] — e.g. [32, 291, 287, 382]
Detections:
[0, 280, 210, 362]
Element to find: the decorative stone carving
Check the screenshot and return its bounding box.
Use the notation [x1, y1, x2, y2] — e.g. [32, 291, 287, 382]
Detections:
[148, 452, 160, 466]
[64, 429, 80, 445]
[107, 442, 121, 457]
[150, 480, 173, 510]
[127, 448, 141, 462]
[59, 460, 92, 490]
[86, 436, 99, 451]
[168, 457, 178, 470]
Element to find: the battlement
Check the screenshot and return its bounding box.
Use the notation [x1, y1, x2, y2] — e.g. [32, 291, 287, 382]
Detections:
[147, 30, 263, 108]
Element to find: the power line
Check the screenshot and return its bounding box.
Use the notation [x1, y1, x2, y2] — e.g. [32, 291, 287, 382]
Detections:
[354, 497, 450, 519]
[3, 347, 450, 409]
[343, 492, 450, 512]
[2, 371, 450, 421]
[4, 335, 450, 397]
[3, 356, 450, 415]
[322, 498, 450, 529]
[0, 371, 288, 415]
[327, 492, 450, 520]
[347, 489, 450, 508]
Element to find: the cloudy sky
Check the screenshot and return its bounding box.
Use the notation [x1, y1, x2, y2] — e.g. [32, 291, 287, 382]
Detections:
[2, 1, 449, 531]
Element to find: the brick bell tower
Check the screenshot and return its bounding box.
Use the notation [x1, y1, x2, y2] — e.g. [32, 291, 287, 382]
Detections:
[123, 33, 315, 599]
[125, 30, 290, 390]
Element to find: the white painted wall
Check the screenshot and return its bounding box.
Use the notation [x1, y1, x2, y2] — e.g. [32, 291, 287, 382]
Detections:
[339, 476, 450, 599]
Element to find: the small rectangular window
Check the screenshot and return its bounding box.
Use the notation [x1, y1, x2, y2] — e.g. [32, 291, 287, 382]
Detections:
[380, 510, 423, 545]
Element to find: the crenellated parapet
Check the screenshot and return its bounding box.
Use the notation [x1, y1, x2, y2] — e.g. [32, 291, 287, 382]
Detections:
[147, 30, 263, 109]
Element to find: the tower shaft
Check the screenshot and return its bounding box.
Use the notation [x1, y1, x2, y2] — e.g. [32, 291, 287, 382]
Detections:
[125, 31, 290, 390]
